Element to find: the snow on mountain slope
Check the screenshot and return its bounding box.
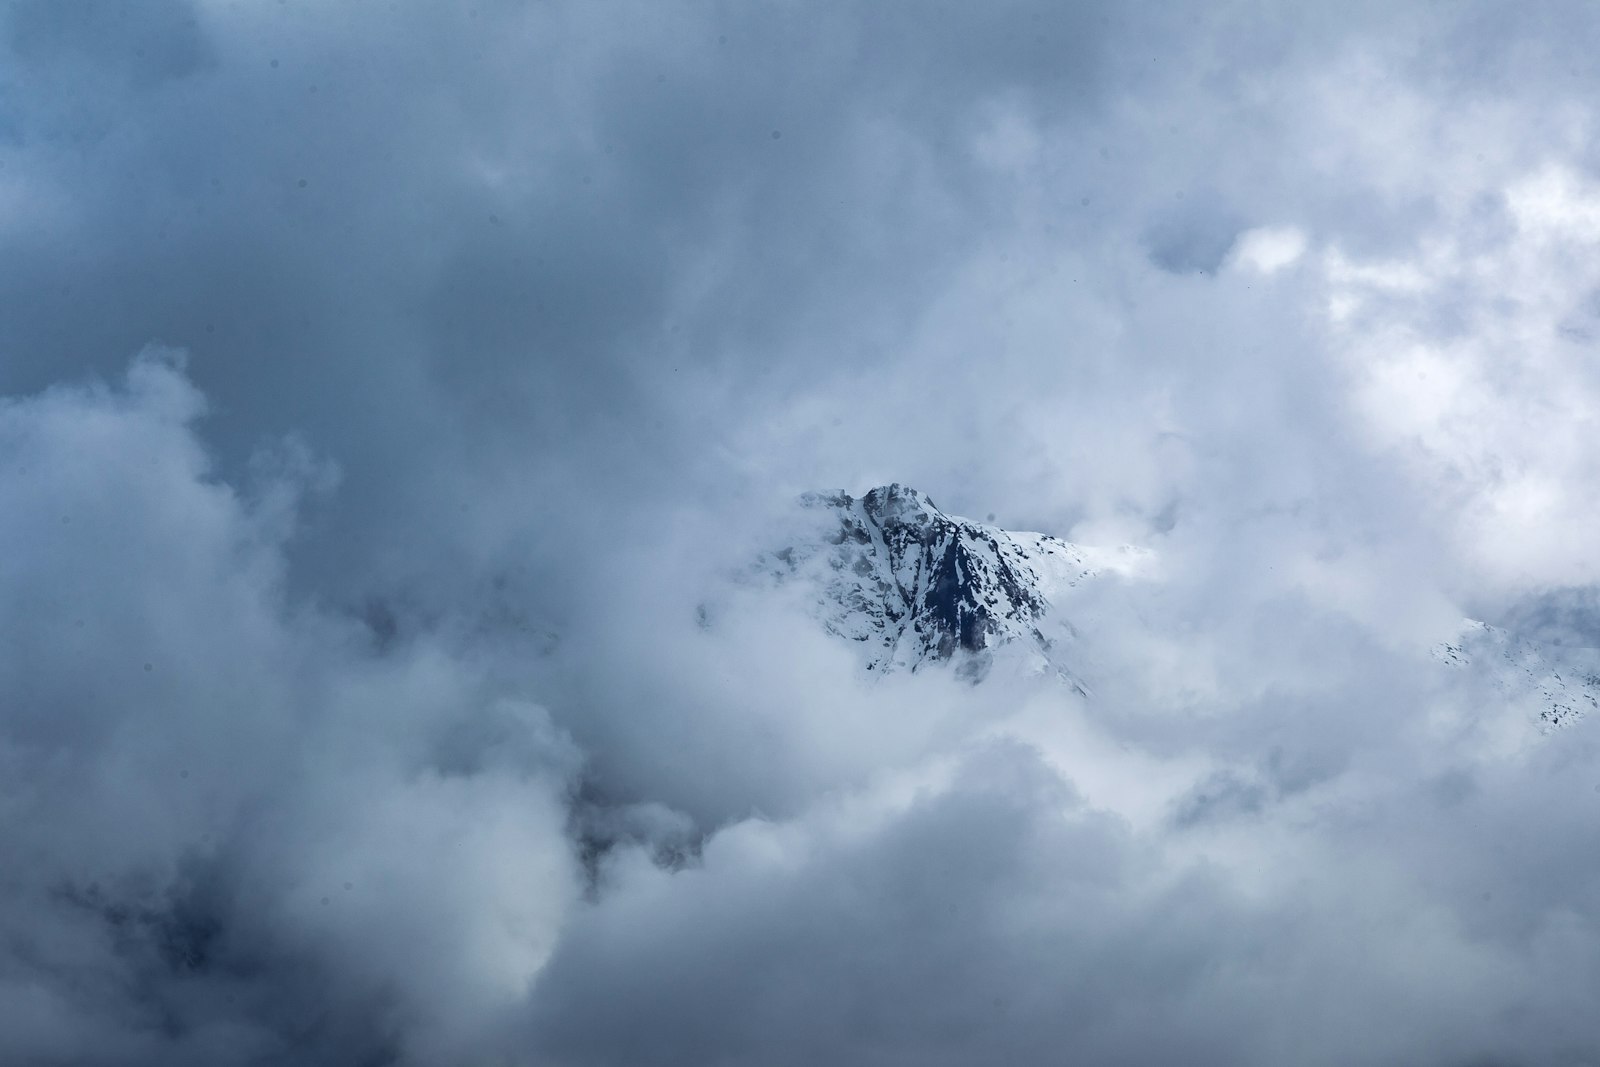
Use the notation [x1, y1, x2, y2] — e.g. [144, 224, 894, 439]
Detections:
[752, 484, 1148, 685]
[1433, 619, 1600, 731]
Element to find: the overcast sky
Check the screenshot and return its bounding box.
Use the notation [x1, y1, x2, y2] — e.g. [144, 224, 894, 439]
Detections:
[9, 2, 1600, 1064]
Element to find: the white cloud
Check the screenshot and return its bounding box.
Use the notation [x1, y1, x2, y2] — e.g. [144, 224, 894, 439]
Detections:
[1230, 226, 1308, 274]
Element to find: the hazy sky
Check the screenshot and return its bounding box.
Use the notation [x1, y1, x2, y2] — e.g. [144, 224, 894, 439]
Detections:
[8, 2, 1600, 1064]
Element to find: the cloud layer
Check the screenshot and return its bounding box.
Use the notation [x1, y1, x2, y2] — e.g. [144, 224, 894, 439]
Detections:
[8, 2, 1600, 1064]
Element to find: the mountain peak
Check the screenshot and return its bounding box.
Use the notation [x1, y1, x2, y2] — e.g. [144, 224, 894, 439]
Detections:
[860, 483, 941, 529]
[770, 486, 1104, 685]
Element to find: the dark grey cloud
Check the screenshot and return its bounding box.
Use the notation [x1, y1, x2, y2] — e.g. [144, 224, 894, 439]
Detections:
[9, 1, 1600, 1064]
[1142, 188, 1245, 274]
[5, 0, 211, 89]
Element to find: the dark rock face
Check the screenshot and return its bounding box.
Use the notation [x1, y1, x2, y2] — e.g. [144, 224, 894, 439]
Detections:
[857, 484, 1048, 660]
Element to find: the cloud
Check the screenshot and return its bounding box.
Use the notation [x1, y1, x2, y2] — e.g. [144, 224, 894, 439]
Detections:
[1231, 226, 1309, 275]
[0, 353, 580, 1064]
[4, 0, 211, 90]
[9, 2, 1600, 1064]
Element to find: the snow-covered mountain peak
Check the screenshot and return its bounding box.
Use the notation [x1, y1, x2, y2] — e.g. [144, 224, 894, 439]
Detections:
[859, 483, 940, 529]
[761, 486, 1123, 684]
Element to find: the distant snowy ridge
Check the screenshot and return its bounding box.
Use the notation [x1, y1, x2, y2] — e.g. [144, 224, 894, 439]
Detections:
[1433, 620, 1600, 731]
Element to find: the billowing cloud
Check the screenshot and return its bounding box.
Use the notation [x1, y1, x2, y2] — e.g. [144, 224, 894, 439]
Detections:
[0, 353, 580, 1064]
[9, 2, 1600, 1064]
